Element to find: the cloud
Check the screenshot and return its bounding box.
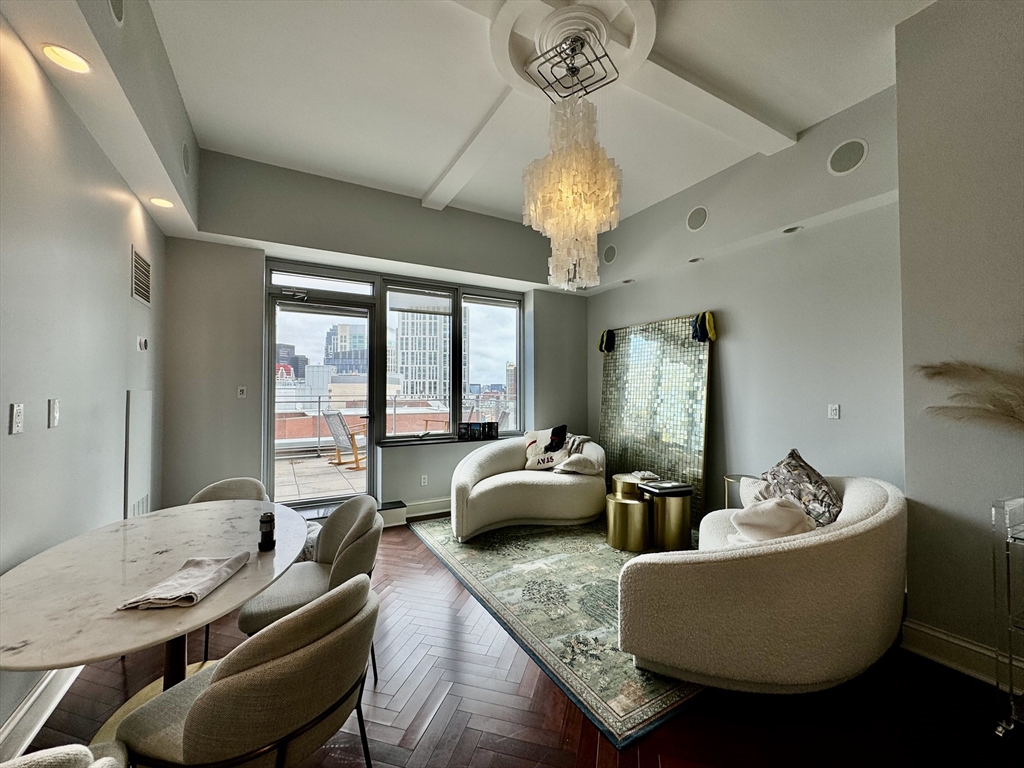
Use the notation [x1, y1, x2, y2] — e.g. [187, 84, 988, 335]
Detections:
[276, 308, 353, 365]
[465, 303, 517, 385]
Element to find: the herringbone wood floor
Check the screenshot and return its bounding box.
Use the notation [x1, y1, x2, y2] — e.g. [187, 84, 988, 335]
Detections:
[29, 526, 1019, 767]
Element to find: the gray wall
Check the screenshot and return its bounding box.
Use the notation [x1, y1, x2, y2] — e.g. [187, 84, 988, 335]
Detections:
[161, 238, 266, 507]
[896, 0, 1024, 649]
[525, 291, 589, 434]
[0, 14, 165, 722]
[380, 442, 481, 507]
[199, 150, 551, 284]
[587, 204, 905, 511]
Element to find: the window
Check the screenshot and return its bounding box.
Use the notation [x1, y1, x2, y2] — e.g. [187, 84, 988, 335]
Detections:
[270, 262, 523, 444]
[462, 297, 519, 432]
[271, 271, 373, 296]
[386, 287, 453, 436]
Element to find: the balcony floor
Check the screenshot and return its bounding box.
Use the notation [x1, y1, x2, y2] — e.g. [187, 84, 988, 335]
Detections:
[274, 453, 366, 503]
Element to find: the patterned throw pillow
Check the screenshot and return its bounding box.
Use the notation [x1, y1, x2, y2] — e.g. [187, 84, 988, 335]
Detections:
[761, 449, 843, 526]
[524, 425, 569, 470]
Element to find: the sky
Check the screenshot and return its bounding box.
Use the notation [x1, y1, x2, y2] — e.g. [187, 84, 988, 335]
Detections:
[275, 303, 516, 385]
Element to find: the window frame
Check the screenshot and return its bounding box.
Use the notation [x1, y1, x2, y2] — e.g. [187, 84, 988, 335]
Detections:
[266, 259, 524, 449]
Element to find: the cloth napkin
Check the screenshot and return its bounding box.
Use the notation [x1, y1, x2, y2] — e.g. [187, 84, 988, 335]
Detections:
[118, 552, 250, 610]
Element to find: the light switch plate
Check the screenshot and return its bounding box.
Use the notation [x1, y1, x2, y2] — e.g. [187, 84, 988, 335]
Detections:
[48, 398, 59, 428]
[828, 404, 841, 420]
[9, 403, 24, 434]
[237, 386, 247, 399]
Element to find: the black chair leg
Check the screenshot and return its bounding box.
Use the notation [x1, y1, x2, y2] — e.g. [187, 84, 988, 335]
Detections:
[356, 677, 373, 768]
[370, 642, 378, 684]
[203, 624, 211, 662]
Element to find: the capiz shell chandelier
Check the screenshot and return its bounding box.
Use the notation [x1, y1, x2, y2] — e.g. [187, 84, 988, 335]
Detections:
[523, 95, 621, 291]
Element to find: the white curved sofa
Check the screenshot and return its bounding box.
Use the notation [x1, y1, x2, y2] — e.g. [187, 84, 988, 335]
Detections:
[619, 476, 907, 693]
[450, 437, 607, 542]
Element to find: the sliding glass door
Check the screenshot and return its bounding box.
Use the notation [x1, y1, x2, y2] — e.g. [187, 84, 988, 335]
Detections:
[269, 299, 374, 506]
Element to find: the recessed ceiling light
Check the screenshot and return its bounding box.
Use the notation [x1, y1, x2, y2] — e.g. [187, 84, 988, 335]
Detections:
[783, 226, 804, 234]
[149, 198, 174, 208]
[688, 257, 704, 263]
[42, 45, 90, 73]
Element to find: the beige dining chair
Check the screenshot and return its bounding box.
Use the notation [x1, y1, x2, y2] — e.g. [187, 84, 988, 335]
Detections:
[186, 476, 271, 662]
[188, 478, 269, 503]
[117, 574, 379, 768]
[237, 495, 383, 679]
[1, 744, 126, 768]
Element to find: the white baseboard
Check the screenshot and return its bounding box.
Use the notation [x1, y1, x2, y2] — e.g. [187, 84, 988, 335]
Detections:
[0, 667, 83, 761]
[405, 497, 451, 520]
[380, 503, 407, 528]
[902, 619, 1024, 694]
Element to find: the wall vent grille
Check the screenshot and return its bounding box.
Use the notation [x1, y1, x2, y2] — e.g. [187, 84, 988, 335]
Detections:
[129, 493, 150, 518]
[131, 248, 151, 306]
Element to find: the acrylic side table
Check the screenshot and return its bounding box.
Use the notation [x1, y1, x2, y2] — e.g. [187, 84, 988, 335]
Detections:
[724, 474, 758, 508]
[993, 496, 1024, 736]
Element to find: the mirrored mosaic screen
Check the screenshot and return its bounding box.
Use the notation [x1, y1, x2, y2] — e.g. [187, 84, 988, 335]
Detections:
[599, 315, 711, 520]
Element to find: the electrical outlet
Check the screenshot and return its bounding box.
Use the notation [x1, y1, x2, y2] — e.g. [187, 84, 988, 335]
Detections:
[420, 474, 428, 486]
[828, 404, 841, 420]
[237, 386, 247, 399]
[9, 403, 24, 434]
[48, 398, 59, 428]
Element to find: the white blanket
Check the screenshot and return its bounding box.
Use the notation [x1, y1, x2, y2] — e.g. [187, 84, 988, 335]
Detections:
[727, 498, 815, 546]
[118, 552, 250, 610]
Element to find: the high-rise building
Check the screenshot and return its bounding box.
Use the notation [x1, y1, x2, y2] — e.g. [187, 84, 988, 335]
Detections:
[393, 313, 450, 399]
[505, 362, 517, 398]
[291, 354, 308, 379]
[275, 343, 295, 365]
[386, 326, 398, 375]
[325, 323, 369, 374]
[390, 308, 468, 400]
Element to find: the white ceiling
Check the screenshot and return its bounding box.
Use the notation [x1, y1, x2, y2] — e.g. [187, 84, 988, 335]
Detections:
[653, 0, 935, 136]
[150, 0, 932, 223]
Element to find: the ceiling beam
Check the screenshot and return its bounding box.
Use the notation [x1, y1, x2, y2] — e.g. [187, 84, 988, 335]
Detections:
[422, 87, 534, 211]
[627, 53, 796, 155]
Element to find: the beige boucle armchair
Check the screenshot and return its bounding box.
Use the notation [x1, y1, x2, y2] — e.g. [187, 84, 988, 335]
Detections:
[450, 437, 607, 542]
[619, 477, 907, 693]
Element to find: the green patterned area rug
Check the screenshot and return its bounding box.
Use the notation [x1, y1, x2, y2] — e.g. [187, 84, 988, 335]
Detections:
[408, 517, 703, 748]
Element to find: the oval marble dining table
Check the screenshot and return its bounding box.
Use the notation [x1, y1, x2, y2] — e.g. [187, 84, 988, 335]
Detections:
[0, 500, 306, 689]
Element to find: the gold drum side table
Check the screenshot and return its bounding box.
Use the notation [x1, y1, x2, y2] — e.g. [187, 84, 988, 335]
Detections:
[612, 473, 642, 498]
[606, 494, 649, 552]
[638, 481, 694, 551]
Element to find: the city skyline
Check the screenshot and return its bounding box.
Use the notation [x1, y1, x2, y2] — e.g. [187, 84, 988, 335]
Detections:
[276, 303, 516, 386]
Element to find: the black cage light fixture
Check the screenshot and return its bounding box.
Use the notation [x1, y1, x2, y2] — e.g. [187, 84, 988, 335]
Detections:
[525, 30, 619, 103]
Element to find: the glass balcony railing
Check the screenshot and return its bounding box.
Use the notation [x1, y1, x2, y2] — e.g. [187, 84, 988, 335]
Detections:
[274, 392, 516, 454]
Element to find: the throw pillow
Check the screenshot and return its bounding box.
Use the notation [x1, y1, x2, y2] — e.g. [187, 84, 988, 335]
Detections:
[761, 449, 843, 526]
[524, 425, 569, 470]
[553, 454, 603, 475]
[727, 498, 815, 546]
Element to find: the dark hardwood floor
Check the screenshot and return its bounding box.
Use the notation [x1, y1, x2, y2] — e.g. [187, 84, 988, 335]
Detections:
[30, 526, 1020, 767]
